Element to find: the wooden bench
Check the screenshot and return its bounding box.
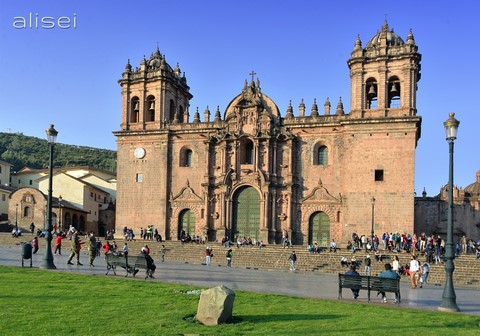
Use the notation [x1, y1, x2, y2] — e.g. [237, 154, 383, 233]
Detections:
[105, 253, 153, 279]
[338, 273, 401, 303]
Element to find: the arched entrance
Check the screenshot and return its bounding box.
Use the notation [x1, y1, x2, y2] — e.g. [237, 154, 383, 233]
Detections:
[178, 209, 195, 238]
[232, 186, 260, 240]
[308, 211, 330, 247]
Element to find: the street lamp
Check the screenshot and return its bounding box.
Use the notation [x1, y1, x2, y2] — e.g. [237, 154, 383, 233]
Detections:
[438, 112, 460, 312]
[371, 196, 375, 251]
[59, 195, 63, 232]
[41, 124, 58, 270]
[15, 203, 18, 231]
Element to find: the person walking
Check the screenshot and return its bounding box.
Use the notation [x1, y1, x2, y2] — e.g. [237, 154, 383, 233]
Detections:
[289, 251, 297, 271]
[205, 247, 212, 266]
[226, 249, 233, 267]
[67, 231, 83, 265]
[88, 232, 97, 266]
[420, 261, 430, 288]
[54, 234, 66, 255]
[32, 236, 39, 254]
[409, 255, 420, 289]
[160, 244, 166, 262]
[364, 255, 371, 276]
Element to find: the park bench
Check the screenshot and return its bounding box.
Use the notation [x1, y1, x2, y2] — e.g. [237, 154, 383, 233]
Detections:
[338, 273, 401, 304]
[105, 253, 153, 279]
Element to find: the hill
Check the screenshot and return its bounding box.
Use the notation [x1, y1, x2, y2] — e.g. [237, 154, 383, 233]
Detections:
[0, 132, 116, 173]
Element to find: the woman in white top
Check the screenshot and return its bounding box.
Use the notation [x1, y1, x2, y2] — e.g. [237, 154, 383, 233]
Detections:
[392, 255, 400, 273]
[409, 255, 420, 288]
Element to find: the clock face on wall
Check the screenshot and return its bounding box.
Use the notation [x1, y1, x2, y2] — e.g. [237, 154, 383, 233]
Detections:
[134, 147, 146, 159]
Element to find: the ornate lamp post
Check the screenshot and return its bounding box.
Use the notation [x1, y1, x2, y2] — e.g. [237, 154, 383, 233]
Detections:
[371, 196, 375, 251]
[41, 124, 58, 270]
[15, 203, 18, 231]
[438, 113, 460, 312]
[59, 195, 63, 232]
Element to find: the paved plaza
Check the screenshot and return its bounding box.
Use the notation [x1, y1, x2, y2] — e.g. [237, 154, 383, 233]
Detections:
[1, 244, 479, 315]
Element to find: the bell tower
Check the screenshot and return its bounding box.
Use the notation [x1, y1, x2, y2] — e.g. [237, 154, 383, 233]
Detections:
[348, 21, 421, 118]
[118, 47, 192, 132]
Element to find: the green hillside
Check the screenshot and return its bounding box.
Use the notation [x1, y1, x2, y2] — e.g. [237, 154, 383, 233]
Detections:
[0, 132, 116, 173]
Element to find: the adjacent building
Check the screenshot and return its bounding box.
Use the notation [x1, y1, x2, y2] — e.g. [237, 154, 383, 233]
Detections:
[9, 166, 116, 234]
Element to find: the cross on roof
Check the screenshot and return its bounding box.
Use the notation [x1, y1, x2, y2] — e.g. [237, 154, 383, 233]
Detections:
[249, 70, 256, 83]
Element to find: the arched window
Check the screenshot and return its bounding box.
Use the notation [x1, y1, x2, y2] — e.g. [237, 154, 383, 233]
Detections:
[23, 206, 31, 217]
[131, 97, 140, 123]
[169, 100, 176, 123]
[240, 139, 254, 164]
[179, 105, 184, 123]
[180, 148, 193, 167]
[388, 76, 401, 108]
[317, 146, 328, 166]
[366, 79, 378, 109]
[146, 95, 155, 121]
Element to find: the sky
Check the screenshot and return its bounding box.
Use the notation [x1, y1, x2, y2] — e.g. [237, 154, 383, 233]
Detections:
[0, 0, 478, 196]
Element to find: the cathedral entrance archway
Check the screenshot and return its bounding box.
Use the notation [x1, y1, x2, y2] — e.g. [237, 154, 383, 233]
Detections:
[308, 211, 330, 247]
[178, 209, 195, 238]
[232, 186, 260, 240]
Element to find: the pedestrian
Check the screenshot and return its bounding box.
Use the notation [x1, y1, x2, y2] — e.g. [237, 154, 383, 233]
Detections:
[409, 255, 420, 289]
[205, 246, 212, 266]
[123, 242, 129, 257]
[226, 249, 233, 267]
[139, 247, 156, 278]
[88, 231, 97, 266]
[32, 236, 39, 254]
[67, 230, 83, 265]
[345, 265, 360, 299]
[420, 261, 430, 288]
[54, 234, 66, 255]
[30, 222, 35, 235]
[95, 238, 102, 257]
[289, 251, 297, 271]
[160, 244, 166, 262]
[364, 254, 371, 275]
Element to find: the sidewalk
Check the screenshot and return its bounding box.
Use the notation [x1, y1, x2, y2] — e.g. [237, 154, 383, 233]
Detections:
[1, 244, 479, 315]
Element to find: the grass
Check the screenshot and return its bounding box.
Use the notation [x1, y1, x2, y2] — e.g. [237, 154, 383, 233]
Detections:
[0, 266, 479, 335]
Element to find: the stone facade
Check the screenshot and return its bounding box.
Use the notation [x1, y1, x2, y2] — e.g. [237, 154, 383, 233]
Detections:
[414, 170, 480, 242]
[114, 21, 422, 246]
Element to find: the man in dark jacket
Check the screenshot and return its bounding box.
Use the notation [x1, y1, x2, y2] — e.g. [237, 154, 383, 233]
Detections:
[345, 265, 360, 299]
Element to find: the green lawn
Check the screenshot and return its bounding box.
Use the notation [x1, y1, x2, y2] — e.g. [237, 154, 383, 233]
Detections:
[0, 266, 478, 335]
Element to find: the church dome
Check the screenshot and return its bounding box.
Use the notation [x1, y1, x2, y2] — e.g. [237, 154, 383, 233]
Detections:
[464, 170, 480, 197]
[366, 21, 405, 48]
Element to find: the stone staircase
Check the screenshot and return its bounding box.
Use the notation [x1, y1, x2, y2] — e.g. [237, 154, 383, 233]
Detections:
[2, 232, 478, 287]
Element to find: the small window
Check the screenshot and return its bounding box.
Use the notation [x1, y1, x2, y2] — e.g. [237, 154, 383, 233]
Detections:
[136, 173, 143, 182]
[317, 146, 328, 165]
[185, 150, 192, 167]
[2, 194, 5, 201]
[375, 169, 384, 182]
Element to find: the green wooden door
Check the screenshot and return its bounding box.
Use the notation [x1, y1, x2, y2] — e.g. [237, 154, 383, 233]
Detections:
[309, 211, 330, 247]
[179, 209, 195, 237]
[232, 186, 260, 240]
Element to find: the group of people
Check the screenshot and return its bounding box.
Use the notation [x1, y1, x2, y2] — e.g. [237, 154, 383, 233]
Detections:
[344, 253, 432, 303]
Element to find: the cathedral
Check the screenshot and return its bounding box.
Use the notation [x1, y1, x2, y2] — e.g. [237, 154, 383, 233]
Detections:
[114, 21, 422, 246]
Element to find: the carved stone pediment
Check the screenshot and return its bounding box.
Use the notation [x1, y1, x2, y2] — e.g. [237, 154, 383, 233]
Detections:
[172, 186, 203, 202]
[301, 185, 340, 204]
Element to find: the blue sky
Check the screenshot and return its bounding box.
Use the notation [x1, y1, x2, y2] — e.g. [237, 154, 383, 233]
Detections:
[0, 0, 478, 196]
